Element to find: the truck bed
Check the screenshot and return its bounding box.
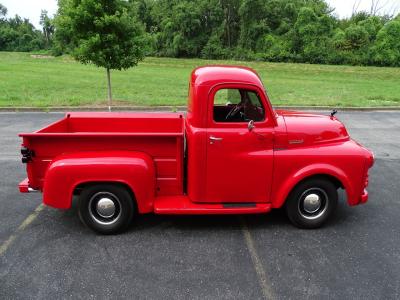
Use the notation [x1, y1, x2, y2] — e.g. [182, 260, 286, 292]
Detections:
[20, 112, 184, 196]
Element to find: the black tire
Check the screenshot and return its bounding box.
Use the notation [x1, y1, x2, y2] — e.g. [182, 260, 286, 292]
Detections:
[285, 178, 338, 229]
[78, 184, 135, 234]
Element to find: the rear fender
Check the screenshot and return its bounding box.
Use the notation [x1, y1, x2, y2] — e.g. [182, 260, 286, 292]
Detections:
[271, 163, 354, 208]
[43, 151, 155, 213]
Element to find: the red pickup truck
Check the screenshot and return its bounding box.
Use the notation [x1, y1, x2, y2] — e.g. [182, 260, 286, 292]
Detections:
[19, 66, 374, 234]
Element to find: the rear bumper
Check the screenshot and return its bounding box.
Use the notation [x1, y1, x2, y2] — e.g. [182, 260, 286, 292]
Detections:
[19, 178, 39, 193]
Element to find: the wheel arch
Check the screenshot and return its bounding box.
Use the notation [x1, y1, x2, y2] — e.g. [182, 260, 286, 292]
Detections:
[271, 164, 353, 208]
[294, 174, 343, 190]
[73, 181, 138, 210]
[42, 151, 156, 213]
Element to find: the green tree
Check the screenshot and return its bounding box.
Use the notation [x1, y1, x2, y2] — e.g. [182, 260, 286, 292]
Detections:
[0, 14, 43, 51]
[238, 0, 269, 51]
[293, 7, 335, 64]
[220, 0, 240, 48]
[40, 10, 54, 48]
[344, 24, 370, 50]
[3, 0, 400, 68]
[0, 3, 7, 20]
[372, 20, 400, 66]
[54, 0, 145, 109]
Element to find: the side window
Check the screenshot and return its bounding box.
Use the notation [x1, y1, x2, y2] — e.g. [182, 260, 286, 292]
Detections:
[213, 88, 265, 123]
[214, 89, 241, 105]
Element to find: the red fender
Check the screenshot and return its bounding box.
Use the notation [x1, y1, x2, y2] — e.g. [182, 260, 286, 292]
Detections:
[43, 151, 156, 213]
[271, 163, 355, 208]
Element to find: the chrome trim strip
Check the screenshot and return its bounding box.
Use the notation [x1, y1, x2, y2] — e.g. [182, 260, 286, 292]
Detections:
[289, 139, 304, 144]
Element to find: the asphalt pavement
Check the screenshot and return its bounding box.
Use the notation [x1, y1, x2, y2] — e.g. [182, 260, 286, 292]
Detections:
[0, 111, 399, 299]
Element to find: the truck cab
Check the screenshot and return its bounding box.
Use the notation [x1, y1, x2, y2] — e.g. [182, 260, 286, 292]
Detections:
[186, 66, 277, 205]
[19, 66, 374, 234]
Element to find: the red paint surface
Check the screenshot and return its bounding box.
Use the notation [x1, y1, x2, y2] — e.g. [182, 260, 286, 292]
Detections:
[19, 66, 374, 215]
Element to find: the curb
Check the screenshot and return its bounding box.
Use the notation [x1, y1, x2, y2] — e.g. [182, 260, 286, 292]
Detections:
[0, 105, 400, 112]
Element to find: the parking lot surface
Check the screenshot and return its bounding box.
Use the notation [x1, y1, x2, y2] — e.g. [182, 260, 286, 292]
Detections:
[0, 111, 399, 299]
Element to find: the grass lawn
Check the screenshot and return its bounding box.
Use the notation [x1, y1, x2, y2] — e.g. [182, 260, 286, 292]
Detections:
[0, 51, 399, 108]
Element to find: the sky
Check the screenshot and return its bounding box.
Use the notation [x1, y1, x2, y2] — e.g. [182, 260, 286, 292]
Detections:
[1, 0, 399, 29]
[1, 0, 57, 28]
[326, 0, 400, 19]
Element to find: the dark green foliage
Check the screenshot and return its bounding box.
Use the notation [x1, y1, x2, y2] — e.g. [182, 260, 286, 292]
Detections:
[129, 0, 400, 67]
[0, 6, 45, 52]
[40, 10, 54, 48]
[54, 0, 145, 70]
[0, 3, 6, 18]
[1, 1, 400, 67]
[344, 25, 370, 50]
[292, 7, 335, 63]
[372, 20, 400, 66]
[53, 0, 146, 105]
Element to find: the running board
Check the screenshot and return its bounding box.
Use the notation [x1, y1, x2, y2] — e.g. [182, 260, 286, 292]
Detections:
[154, 196, 271, 215]
[223, 203, 256, 208]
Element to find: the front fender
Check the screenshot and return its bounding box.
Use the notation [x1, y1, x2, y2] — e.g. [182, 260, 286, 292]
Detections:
[43, 151, 155, 213]
[271, 163, 354, 208]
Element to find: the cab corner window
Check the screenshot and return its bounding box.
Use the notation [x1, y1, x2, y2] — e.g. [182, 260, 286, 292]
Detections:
[213, 88, 265, 123]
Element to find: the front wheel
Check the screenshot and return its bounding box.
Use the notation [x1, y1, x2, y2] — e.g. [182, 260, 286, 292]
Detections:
[285, 178, 338, 229]
[78, 184, 135, 234]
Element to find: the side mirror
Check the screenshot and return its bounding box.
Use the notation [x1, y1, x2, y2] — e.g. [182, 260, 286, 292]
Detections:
[247, 120, 255, 132]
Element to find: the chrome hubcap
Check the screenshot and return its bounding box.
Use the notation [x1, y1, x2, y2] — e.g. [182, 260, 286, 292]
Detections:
[96, 198, 116, 218]
[303, 193, 321, 213]
[88, 192, 121, 225]
[298, 188, 328, 220]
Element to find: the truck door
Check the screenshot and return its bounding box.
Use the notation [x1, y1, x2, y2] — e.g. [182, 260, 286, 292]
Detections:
[205, 85, 275, 203]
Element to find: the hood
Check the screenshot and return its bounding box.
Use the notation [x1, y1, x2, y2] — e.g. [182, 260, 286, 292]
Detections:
[276, 110, 349, 147]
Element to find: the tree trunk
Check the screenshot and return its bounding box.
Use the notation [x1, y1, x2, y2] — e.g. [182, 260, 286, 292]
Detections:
[106, 68, 112, 112]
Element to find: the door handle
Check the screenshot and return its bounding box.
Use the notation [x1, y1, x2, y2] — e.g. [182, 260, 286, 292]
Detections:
[210, 136, 223, 141]
[209, 136, 223, 144]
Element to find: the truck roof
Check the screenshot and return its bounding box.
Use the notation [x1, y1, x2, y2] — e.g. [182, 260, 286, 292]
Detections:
[190, 65, 264, 88]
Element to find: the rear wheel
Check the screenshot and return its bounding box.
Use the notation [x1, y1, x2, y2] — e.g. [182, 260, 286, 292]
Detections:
[285, 178, 338, 229]
[78, 184, 135, 234]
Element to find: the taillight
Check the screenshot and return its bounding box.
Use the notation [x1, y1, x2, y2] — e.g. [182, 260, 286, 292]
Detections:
[21, 146, 35, 163]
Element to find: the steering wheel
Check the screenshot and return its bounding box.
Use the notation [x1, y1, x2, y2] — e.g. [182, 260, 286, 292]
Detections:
[225, 103, 244, 120]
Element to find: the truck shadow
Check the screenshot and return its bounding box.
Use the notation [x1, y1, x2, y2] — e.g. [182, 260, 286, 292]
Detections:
[131, 202, 350, 233]
[128, 193, 350, 232]
[132, 209, 289, 232]
[61, 196, 351, 234]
